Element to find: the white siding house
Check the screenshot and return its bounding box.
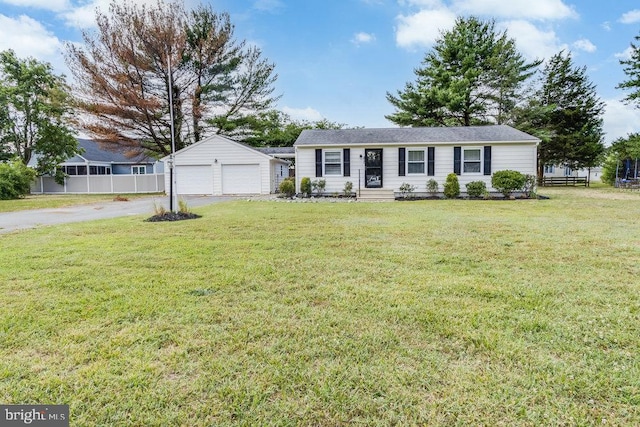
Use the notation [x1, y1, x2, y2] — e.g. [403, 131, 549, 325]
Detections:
[294, 125, 539, 196]
[162, 135, 290, 195]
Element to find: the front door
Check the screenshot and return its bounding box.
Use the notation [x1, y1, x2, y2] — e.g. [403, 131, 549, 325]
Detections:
[365, 149, 383, 188]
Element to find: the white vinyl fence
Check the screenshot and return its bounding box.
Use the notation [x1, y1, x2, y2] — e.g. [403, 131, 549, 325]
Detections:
[31, 174, 165, 194]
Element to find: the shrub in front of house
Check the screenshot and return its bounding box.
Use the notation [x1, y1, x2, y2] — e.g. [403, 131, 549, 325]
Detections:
[300, 177, 311, 197]
[278, 178, 295, 198]
[465, 180, 486, 198]
[426, 179, 439, 196]
[522, 174, 537, 198]
[491, 170, 526, 197]
[313, 179, 326, 195]
[343, 181, 353, 196]
[443, 173, 460, 199]
[399, 182, 416, 198]
[0, 160, 36, 200]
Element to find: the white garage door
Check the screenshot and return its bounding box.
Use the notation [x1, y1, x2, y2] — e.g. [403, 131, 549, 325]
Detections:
[176, 165, 213, 195]
[221, 164, 261, 194]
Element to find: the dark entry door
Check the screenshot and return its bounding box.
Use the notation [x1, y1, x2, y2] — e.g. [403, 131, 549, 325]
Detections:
[365, 149, 383, 188]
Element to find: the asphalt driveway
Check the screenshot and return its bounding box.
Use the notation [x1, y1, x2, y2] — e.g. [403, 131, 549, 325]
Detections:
[0, 195, 236, 235]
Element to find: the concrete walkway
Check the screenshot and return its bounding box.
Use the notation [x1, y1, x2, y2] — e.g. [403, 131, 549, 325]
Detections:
[0, 195, 235, 235]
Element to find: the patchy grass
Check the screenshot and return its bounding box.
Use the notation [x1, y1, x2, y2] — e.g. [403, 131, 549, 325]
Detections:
[1, 189, 639, 425]
[0, 193, 162, 213]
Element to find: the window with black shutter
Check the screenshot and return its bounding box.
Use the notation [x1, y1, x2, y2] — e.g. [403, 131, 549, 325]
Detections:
[343, 148, 350, 177]
[315, 149, 322, 177]
[427, 147, 435, 176]
[484, 146, 492, 176]
[453, 146, 461, 175]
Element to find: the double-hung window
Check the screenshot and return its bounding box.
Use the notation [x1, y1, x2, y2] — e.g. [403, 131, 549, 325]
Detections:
[463, 148, 481, 173]
[407, 150, 425, 174]
[544, 164, 555, 174]
[132, 165, 147, 175]
[324, 151, 341, 175]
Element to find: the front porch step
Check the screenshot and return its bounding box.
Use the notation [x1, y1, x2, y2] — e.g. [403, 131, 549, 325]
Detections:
[357, 188, 395, 201]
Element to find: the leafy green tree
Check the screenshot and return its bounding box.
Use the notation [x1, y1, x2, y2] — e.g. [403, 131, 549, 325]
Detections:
[386, 16, 539, 127]
[238, 110, 345, 147]
[514, 51, 605, 180]
[0, 50, 78, 182]
[601, 133, 640, 185]
[617, 31, 640, 108]
[65, 0, 279, 156]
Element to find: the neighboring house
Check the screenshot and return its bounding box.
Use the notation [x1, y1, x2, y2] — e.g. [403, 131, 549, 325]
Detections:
[31, 139, 164, 194]
[543, 164, 603, 183]
[161, 134, 290, 195]
[294, 125, 539, 196]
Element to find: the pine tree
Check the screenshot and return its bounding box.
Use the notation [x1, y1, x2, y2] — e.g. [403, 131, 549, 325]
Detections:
[617, 32, 640, 108]
[386, 16, 539, 127]
[515, 51, 605, 180]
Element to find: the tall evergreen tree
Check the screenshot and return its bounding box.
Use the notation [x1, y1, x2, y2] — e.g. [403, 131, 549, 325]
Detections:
[617, 31, 640, 108]
[515, 51, 605, 180]
[386, 16, 540, 127]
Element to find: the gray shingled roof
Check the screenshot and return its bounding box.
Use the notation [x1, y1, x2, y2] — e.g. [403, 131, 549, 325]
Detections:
[68, 139, 156, 163]
[254, 147, 295, 155]
[294, 125, 539, 146]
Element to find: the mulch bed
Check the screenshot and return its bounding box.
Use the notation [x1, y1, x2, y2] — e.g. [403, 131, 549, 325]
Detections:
[145, 212, 202, 222]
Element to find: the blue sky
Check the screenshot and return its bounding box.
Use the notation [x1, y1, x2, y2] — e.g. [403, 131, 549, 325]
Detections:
[1, 0, 639, 144]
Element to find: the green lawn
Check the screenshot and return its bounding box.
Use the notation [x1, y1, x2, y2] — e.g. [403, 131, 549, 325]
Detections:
[0, 193, 162, 213]
[1, 188, 639, 425]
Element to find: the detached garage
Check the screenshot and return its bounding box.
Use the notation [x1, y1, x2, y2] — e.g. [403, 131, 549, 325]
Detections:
[162, 135, 290, 195]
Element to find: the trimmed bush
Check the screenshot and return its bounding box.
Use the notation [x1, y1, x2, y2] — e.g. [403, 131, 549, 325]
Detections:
[278, 178, 295, 197]
[300, 177, 311, 196]
[343, 181, 353, 196]
[491, 170, 526, 197]
[443, 173, 460, 199]
[313, 179, 326, 195]
[0, 160, 36, 200]
[399, 182, 416, 198]
[426, 179, 439, 196]
[465, 180, 486, 198]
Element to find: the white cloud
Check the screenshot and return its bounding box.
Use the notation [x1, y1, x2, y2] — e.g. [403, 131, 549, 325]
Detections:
[395, 8, 456, 49]
[572, 38, 596, 53]
[60, 0, 158, 29]
[603, 99, 640, 144]
[351, 32, 376, 46]
[282, 106, 323, 122]
[615, 46, 634, 61]
[0, 14, 63, 61]
[0, 0, 69, 12]
[452, 0, 577, 20]
[619, 9, 640, 24]
[253, 0, 284, 13]
[499, 20, 566, 61]
[601, 21, 611, 31]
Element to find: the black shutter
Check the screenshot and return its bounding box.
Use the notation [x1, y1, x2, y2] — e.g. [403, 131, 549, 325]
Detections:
[343, 148, 350, 177]
[315, 149, 323, 177]
[398, 148, 406, 176]
[453, 146, 461, 175]
[427, 147, 435, 176]
[483, 146, 492, 176]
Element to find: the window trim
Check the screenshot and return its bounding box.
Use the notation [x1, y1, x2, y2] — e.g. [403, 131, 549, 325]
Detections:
[462, 147, 482, 174]
[407, 149, 426, 175]
[324, 150, 342, 176]
[132, 165, 147, 175]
